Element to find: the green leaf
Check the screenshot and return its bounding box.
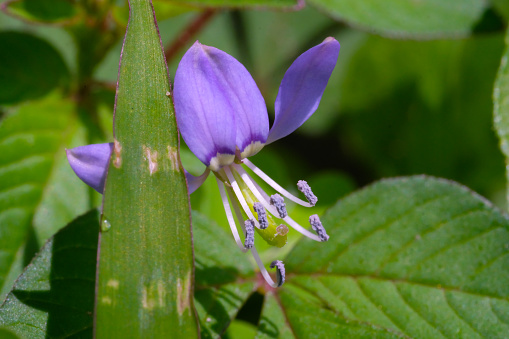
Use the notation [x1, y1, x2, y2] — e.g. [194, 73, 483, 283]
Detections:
[0, 209, 258, 339]
[260, 176, 509, 338]
[493, 0, 509, 20]
[0, 32, 69, 104]
[0, 93, 89, 301]
[192, 211, 256, 338]
[95, 0, 198, 336]
[113, 1, 197, 26]
[0, 209, 99, 338]
[161, 0, 297, 8]
[494, 27, 509, 207]
[340, 34, 505, 199]
[2, 0, 79, 24]
[307, 0, 486, 38]
[0, 328, 19, 339]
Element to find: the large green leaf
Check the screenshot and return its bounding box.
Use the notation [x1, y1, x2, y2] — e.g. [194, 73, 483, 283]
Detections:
[494, 27, 509, 207]
[308, 0, 486, 38]
[0, 93, 89, 301]
[0, 210, 257, 338]
[192, 211, 256, 338]
[0, 209, 99, 338]
[0, 32, 69, 104]
[258, 176, 509, 338]
[2, 0, 79, 24]
[94, 0, 198, 336]
[162, 0, 297, 8]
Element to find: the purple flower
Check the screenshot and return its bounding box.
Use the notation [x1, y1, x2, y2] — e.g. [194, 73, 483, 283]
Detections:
[66, 38, 340, 288]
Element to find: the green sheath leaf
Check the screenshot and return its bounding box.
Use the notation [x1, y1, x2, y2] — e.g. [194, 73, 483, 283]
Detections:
[94, 0, 198, 336]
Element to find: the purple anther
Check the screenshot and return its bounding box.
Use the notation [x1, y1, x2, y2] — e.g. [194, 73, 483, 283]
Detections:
[253, 202, 268, 229]
[270, 194, 287, 218]
[309, 214, 329, 241]
[297, 180, 318, 206]
[244, 219, 255, 249]
[270, 260, 286, 287]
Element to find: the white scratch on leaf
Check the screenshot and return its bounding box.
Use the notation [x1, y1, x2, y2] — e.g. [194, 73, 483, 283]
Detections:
[167, 146, 179, 172]
[143, 145, 159, 175]
[113, 139, 122, 168]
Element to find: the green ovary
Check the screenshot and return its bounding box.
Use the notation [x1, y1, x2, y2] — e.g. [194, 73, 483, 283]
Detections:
[235, 175, 288, 248]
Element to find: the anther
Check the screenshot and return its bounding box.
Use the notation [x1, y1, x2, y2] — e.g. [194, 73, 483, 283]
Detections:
[270, 260, 285, 287]
[297, 180, 318, 206]
[253, 202, 268, 229]
[244, 219, 255, 249]
[309, 214, 329, 241]
[270, 194, 287, 218]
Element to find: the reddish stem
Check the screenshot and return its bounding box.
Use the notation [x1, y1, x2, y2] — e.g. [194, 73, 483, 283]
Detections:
[164, 9, 217, 63]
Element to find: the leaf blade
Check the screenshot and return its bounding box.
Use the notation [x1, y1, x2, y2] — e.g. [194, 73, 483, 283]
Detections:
[265, 176, 509, 338]
[0, 94, 89, 301]
[308, 0, 486, 38]
[94, 0, 198, 336]
[0, 209, 99, 338]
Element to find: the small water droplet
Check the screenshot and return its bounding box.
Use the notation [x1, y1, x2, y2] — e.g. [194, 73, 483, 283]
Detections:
[101, 218, 111, 232]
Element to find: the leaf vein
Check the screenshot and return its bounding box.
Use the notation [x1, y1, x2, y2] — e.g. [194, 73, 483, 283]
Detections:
[443, 290, 483, 336]
[377, 206, 485, 273]
[319, 193, 452, 271]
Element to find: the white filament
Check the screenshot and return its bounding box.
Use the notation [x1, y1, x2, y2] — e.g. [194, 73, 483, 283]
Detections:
[234, 165, 279, 216]
[283, 215, 321, 242]
[242, 159, 313, 207]
[234, 164, 322, 242]
[227, 190, 278, 288]
[223, 166, 260, 229]
[216, 176, 248, 253]
[251, 246, 278, 288]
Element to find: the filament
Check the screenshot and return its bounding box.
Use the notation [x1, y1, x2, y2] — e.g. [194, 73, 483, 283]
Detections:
[242, 159, 313, 207]
[216, 176, 248, 252]
[223, 166, 260, 229]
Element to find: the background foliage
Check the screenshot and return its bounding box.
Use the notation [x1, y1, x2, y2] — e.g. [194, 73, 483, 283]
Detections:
[0, 0, 508, 337]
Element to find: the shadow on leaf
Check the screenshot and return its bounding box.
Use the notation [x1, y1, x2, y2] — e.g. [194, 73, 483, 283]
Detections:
[12, 210, 99, 338]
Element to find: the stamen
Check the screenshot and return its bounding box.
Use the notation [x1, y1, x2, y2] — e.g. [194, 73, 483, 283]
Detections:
[270, 260, 285, 287]
[215, 176, 248, 253]
[233, 164, 322, 242]
[282, 215, 322, 242]
[253, 202, 268, 229]
[252, 247, 283, 288]
[270, 194, 287, 218]
[309, 214, 329, 242]
[235, 164, 281, 216]
[242, 159, 313, 207]
[228, 192, 284, 288]
[223, 166, 260, 229]
[244, 219, 255, 249]
[297, 180, 318, 206]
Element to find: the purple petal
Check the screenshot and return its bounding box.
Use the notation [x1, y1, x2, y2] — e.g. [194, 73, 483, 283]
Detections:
[174, 41, 268, 169]
[185, 168, 210, 194]
[267, 37, 340, 144]
[66, 143, 113, 193]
